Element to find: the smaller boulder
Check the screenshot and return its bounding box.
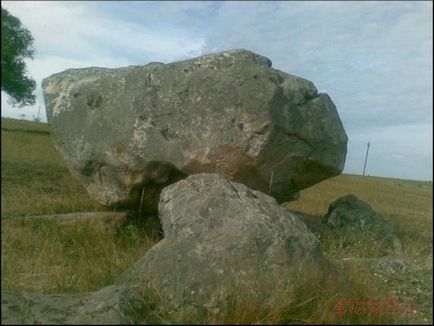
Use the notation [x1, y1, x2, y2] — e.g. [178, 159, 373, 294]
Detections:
[120, 174, 348, 315]
[322, 195, 402, 254]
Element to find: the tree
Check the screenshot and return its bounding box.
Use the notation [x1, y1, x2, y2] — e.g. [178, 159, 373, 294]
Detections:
[1, 7, 36, 107]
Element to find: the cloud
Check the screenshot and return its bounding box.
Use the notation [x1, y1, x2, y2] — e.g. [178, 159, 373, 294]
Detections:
[344, 124, 432, 180]
[201, 1, 433, 133]
[2, 1, 206, 62]
[1, 1, 431, 180]
[1, 1, 206, 121]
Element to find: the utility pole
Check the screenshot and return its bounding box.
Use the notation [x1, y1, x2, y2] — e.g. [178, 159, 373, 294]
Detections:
[362, 141, 371, 176]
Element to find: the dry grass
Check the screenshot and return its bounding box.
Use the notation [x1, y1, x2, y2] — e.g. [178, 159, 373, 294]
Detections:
[1, 123, 104, 217]
[284, 174, 432, 324]
[1, 117, 432, 324]
[284, 173, 432, 262]
[136, 269, 398, 325]
[1, 217, 159, 294]
[1, 118, 159, 295]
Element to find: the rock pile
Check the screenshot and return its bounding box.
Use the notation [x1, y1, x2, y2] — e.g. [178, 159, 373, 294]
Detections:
[2, 50, 351, 324]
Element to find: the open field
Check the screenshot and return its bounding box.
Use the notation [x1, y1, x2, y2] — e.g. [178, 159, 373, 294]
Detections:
[1, 117, 432, 324]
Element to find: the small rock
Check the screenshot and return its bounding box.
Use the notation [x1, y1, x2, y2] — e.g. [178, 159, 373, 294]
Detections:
[321, 195, 403, 255]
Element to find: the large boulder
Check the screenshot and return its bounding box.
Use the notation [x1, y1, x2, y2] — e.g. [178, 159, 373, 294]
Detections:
[119, 174, 348, 313]
[42, 49, 347, 211]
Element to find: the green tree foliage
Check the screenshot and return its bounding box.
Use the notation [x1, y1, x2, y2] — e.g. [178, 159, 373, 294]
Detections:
[1, 7, 36, 107]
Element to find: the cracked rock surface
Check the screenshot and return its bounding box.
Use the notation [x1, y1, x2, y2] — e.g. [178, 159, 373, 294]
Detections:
[118, 174, 348, 313]
[42, 49, 347, 212]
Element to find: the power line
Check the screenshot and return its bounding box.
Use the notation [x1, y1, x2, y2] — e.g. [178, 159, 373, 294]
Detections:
[362, 141, 371, 176]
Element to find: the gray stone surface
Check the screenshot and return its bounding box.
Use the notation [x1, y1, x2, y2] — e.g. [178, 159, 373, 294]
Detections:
[119, 174, 348, 314]
[1, 285, 146, 325]
[42, 49, 347, 211]
[322, 194, 403, 254]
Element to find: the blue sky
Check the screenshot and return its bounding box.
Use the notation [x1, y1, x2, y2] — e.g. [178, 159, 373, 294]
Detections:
[1, 1, 432, 181]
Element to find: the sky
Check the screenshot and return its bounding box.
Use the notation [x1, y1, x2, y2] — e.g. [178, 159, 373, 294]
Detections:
[1, 1, 432, 181]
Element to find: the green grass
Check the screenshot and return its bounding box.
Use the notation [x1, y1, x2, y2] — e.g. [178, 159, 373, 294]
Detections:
[1, 118, 105, 217]
[1, 117, 432, 324]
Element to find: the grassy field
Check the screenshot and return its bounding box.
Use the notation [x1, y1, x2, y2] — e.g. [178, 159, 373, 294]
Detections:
[1, 118, 161, 294]
[1, 117, 432, 324]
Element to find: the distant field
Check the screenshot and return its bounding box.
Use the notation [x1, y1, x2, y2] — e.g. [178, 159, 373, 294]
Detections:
[1, 118, 105, 217]
[1, 117, 432, 324]
[1, 117, 51, 134]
